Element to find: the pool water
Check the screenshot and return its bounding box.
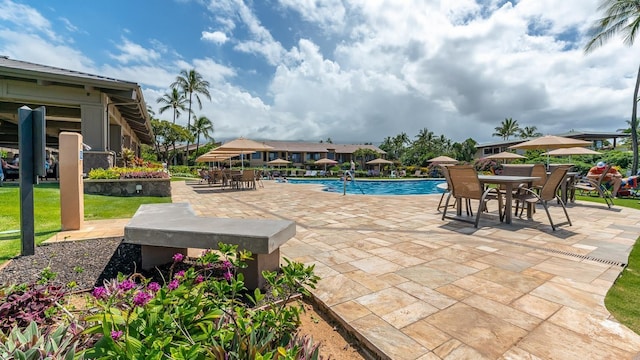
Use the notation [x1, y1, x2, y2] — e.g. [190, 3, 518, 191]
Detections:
[286, 178, 446, 195]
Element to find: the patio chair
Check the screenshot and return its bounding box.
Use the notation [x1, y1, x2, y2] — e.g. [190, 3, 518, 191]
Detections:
[530, 164, 547, 193]
[241, 170, 256, 190]
[442, 166, 503, 228]
[513, 167, 572, 231]
[436, 164, 470, 214]
[573, 164, 614, 208]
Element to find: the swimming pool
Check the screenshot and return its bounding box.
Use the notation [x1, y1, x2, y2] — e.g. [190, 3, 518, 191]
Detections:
[286, 178, 446, 195]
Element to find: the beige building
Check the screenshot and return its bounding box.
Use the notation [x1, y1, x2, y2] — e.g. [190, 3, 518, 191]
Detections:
[244, 140, 386, 168]
[0, 56, 153, 172]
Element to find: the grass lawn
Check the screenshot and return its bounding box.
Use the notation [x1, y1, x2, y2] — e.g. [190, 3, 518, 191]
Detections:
[0, 182, 170, 263]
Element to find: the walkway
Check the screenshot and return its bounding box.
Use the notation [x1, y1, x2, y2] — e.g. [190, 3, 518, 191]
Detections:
[51, 180, 640, 359]
[172, 180, 640, 359]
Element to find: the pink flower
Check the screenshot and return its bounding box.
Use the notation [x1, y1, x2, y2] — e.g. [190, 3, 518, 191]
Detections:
[221, 260, 232, 270]
[172, 253, 184, 262]
[195, 275, 204, 284]
[111, 330, 123, 341]
[133, 291, 152, 307]
[92, 286, 107, 299]
[175, 270, 185, 279]
[147, 282, 161, 292]
[168, 279, 179, 290]
[223, 271, 232, 281]
[118, 279, 135, 291]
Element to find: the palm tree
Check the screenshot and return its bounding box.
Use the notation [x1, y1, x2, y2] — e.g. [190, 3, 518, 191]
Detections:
[156, 88, 187, 124]
[492, 118, 520, 140]
[190, 115, 214, 158]
[519, 125, 543, 139]
[585, 0, 640, 174]
[172, 69, 211, 164]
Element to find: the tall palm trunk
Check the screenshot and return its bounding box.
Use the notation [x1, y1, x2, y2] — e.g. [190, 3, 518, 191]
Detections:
[185, 92, 193, 165]
[632, 63, 640, 175]
[195, 131, 201, 159]
[172, 109, 178, 165]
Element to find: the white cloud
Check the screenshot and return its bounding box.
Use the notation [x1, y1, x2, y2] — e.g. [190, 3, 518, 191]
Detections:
[201, 31, 228, 44]
[109, 37, 161, 64]
[278, 0, 346, 33]
[1, 0, 638, 146]
[0, 29, 95, 72]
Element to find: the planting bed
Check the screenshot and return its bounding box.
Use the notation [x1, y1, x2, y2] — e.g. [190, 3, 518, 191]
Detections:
[0, 238, 369, 359]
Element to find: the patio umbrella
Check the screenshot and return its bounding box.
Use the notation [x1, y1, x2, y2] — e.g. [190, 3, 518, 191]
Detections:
[267, 158, 290, 170]
[509, 135, 591, 150]
[366, 158, 393, 174]
[216, 137, 274, 169]
[541, 147, 602, 156]
[484, 151, 526, 160]
[483, 151, 526, 164]
[509, 135, 591, 166]
[427, 156, 458, 163]
[315, 158, 338, 172]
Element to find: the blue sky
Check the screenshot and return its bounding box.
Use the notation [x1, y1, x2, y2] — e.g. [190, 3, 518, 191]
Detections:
[0, 0, 637, 144]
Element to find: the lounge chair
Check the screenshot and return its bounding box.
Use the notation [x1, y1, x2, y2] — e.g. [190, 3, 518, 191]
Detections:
[573, 164, 614, 208]
[303, 170, 313, 177]
[513, 167, 572, 231]
[442, 165, 503, 228]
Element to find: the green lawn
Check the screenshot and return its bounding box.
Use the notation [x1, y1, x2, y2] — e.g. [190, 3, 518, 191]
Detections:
[0, 182, 170, 262]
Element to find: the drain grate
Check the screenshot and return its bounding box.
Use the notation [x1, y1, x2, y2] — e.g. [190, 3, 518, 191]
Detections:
[489, 237, 626, 267]
[535, 247, 626, 267]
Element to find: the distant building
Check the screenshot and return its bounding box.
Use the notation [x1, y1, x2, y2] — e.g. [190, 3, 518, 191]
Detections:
[197, 140, 386, 168]
[475, 131, 630, 158]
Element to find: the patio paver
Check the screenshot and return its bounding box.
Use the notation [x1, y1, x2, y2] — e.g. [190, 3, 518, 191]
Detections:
[50, 179, 640, 359]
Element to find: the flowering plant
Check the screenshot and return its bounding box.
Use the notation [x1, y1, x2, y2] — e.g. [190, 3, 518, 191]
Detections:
[81, 243, 320, 359]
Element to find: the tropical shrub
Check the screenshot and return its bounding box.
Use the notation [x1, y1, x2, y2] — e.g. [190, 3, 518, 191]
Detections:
[88, 167, 169, 180]
[81, 243, 320, 359]
[0, 321, 83, 360]
[474, 158, 501, 174]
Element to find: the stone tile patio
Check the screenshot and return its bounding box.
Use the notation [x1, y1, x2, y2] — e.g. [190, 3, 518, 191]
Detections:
[52, 179, 640, 359]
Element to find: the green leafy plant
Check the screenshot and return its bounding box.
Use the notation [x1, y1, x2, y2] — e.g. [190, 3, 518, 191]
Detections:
[81, 243, 320, 359]
[0, 321, 83, 360]
[37, 266, 58, 285]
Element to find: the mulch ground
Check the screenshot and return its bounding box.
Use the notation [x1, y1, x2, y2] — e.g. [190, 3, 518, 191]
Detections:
[0, 238, 140, 290]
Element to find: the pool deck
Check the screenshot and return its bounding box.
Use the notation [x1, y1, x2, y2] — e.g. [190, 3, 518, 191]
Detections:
[49, 180, 640, 359]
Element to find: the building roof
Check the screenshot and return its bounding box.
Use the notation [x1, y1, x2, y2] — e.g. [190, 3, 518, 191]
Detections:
[0, 56, 153, 145]
[477, 130, 629, 148]
[261, 140, 386, 154]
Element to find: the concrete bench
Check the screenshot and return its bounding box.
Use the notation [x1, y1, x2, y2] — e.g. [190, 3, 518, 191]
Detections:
[124, 203, 296, 289]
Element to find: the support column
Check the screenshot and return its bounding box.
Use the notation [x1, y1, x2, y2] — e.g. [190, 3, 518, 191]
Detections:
[109, 124, 122, 153]
[81, 104, 107, 151]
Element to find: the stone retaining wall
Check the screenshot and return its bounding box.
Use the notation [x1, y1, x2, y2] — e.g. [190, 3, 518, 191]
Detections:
[84, 178, 171, 197]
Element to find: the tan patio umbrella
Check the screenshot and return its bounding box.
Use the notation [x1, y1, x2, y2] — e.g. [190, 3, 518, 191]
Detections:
[509, 135, 591, 166]
[216, 137, 274, 169]
[315, 158, 338, 173]
[509, 135, 591, 150]
[484, 151, 526, 160]
[541, 147, 602, 156]
[427, 156, 458, 163]
[267, 158, 290, 171]
[366, 158, 394, 174]
[483, 151, 526, 164]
